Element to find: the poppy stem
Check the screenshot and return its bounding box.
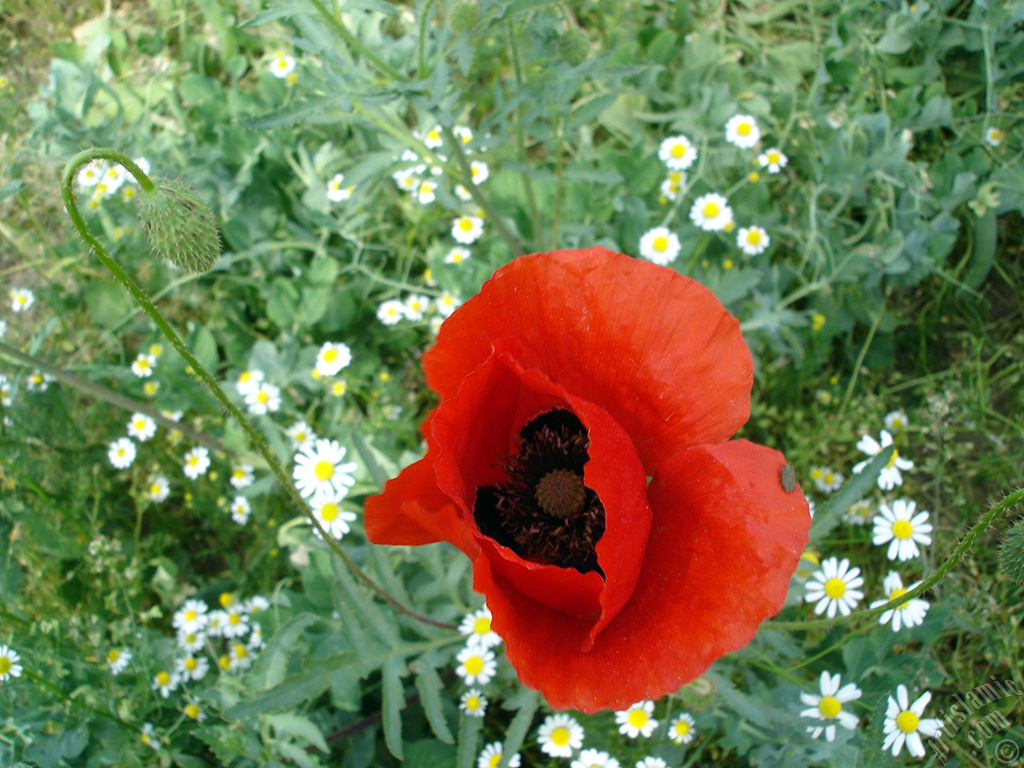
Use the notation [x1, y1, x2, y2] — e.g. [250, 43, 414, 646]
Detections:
[61, 150, 454, 633]
[766, 487, 1024, 632]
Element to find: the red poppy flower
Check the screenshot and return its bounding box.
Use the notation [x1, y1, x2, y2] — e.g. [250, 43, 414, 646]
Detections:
[365, 247, 810, 713]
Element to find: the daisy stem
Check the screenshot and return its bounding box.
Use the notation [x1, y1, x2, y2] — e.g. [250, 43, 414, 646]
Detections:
[61, 150, 454, 633]
[767, 487, 1024, 633]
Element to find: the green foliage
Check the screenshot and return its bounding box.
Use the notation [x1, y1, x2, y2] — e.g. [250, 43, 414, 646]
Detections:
[1, 0, 1022, 765]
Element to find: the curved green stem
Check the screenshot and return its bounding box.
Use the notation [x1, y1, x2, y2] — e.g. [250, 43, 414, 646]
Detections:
[307, 0, 408, 82]
[767, 487, 1024, 632]
[61, 149, 452, 632]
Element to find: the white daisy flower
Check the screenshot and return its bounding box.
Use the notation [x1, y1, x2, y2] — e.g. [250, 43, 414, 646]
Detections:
[106, 647, 131, 675]
[882, 685, 942, 757]
[616, 700, 658, 738]
[423, 125, 444, 149]
[228, 641, 254, 670]
[175, 654, 210, 682]
[842, 499, 872, 526]
[436, 292, 461, 318]
[455, 646, 497, 686]
[537, 713, 585, 758]
[454, 183, 473, 202]
[177, 630, 206, 653]
[757, 147, 788, 173]
[229, 463, 254, 489]
[0, 319, 6, 339]
[222, 607, 250, 640]
[416, 179, 438, 204]
[804, 556, 865, 618]
[811, 466, 844, 493]
[25, 371, 54, 393]
[872, 499, 932, 561]
[205, 610, 228, 638]
[799, 670, 862, 742]
[636, 759, 668, 768]
[571, 749, 620, 768]
[403, 294, 431, 322]
[248, 622, 265, 650]
[245, 381, 281, 415]
[638, 226, 681, 265]
[452, 214, 484, 244]
[460, 688, 487, 717]
[736, 225, 770, 256]
[230, 496, 251, 525]
[293, 439, 357, 502]
[183, 446, 211, 480]
[131, 353, 156, 378]
[234, 369, 264, 397]
[98, 165, 126, 195]
[725, 114, 761, 148]
[286, 421, 317, 451]
[392, 167, 419, 192]
[77, 159, 107, 187]
[141, 722, 160, 750]
[984, 127, 1004, 147]
[689, 192, 734, 231]
[108, 437, 137, 470]
[247, 595, 270, 614]
[0, 374, 12, 407]
[458, 606, 502, 649]
[0, 645, 22, 682]
[870, 572, 930, 632]
[269, 51, 296, 79]
[172, 599, 209, 635]
[184, 702, 205, 721]
[470, 160, 489, 185]
[377, 298, 408, 325]
[310, 495, 358, 540]
[144, 475, 169, 503]
[883, 409, 909, 432]
[478, 742, 521, 768]
[152, 669, 180, 698]
[658, 134, 697, 170]
[659, 170, 687, 201]
[453, 125, 474, 145]
[853, 430, 913, 490]
[315, 341, 352, 377]
[445, 246, 471, 264]
[127, 412, 157, 442]
[669, 712, 696, 744]
[326, 173, 354, 202]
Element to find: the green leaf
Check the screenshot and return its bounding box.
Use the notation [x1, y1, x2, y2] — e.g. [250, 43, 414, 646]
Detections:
[964, 210, 997, 289]
[255, 613, 321, 689]
[414, 651, 455, 744]
[381, 655, 407, 759]
[498, 689, 539, 767]
[266, 713, 329, 753]
[404, 740, 458, 768]
[856, 694, 899, 768]
[456, 708, 483, 768]
[240, 96, 352, 130]
[224, 652, 356, 719]
[810, 446, 894, 546]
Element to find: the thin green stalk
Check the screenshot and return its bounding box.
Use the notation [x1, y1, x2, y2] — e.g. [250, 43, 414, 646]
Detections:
[506, 20, 541, 246]
[62, 149, 451, 632]
[0, 340, 229, 455]
[416, 0, 439, 78]
[307, 0, 409, 82]
[767, 488, 1024, 633]
[837, 290, 887, 418]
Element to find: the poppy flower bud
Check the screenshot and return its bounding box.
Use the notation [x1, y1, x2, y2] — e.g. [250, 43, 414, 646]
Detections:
[999, 519, 1024, 584]
[135, 178, 220, 274]
[558, 28, 590, 66]
[448, 0, 480, 33]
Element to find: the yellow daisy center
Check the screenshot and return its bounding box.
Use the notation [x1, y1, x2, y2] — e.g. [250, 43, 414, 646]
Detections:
[188, 456, 199, 467]
[628, 708, 649, 729]
[218, 655, 231, 670]
[458, 218, 474, 231]
[314, 460, 335, 481]
[234, 644, 248, 658]
[107, 650, 121, 663]
[0, 658, 11, 675]
[897, 710, 920, 733]
[466, 696, 481, 710]
[323, 348, 338, 363]
[653, 235, 669, 252]
[824, 577, 847, 599]
[818, 695, 842, 718]
[671, 143, 687, 158]
[889, 586, 908, 602]
[320, 503, 340, 523]
[738, 122, 752, 136]
[220, 593, 234, 608]
[886, 449, 899, 468]
[746, 230, 762, 245]
[703, 202, 720, 218]
[228, 612, 241, 626]
[489, 755, 501, 768]
[185, 704, 200, 719]
[892, 520, 914, 539]
[185, 657, 198, 671]
[157, 671, 171, 686]
[427, 129, 441, 142]
[675, 720, 691, 736]
[184, 610, 197, 622]
[473, 616, 492, 635]
[257, 390, 269, 404]
[464, 656, 484, 676]
[551, 727, 570, 747]
[768, 151, 780, 164]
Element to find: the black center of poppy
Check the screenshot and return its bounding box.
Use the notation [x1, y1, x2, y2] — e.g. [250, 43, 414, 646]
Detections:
[473, 408, 606, 574]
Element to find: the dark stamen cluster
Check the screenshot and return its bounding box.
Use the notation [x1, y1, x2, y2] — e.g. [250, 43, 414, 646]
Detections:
[474, 409, 606, 574]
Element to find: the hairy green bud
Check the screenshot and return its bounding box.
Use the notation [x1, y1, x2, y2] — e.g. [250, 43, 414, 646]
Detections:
[448, 0, 479, 33]
[135, 178, 221, 274]
[999, 518, 1024, 584]
[675, 676, 715, 712]
[558, 28, 590, 67]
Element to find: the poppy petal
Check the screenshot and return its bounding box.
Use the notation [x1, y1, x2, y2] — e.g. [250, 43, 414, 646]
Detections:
[423, 247, 753, 470]
[478, 440, 809, 712]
